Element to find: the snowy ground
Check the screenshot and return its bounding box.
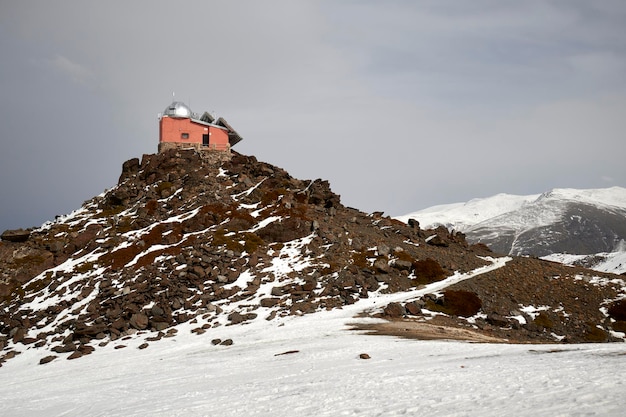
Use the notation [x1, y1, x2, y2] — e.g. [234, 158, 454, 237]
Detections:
[2, 259, 626, 416]
[543, 248, 626, 275]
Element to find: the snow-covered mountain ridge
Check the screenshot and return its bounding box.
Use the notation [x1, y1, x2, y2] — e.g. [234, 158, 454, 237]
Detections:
[397, 187, 626, 262]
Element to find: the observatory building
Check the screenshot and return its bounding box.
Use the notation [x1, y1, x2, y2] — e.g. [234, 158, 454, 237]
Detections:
[158, 101, 242, 155]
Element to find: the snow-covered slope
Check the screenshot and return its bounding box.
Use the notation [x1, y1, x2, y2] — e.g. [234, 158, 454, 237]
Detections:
[2, 257, 626, 417]
[544, 246, 626, 275]
[398, 187, 626, 259]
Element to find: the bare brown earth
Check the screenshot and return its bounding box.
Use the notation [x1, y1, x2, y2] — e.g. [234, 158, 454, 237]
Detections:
[352, 318, 509, 343]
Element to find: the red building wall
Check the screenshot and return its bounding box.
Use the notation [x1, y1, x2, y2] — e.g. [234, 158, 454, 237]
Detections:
[159, 117, 229, 150]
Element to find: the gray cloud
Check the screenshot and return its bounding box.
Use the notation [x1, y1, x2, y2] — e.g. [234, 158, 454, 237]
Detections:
[1, 1, 625, 232]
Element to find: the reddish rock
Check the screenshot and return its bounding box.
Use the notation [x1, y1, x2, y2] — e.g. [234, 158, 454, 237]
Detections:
[129, 313, 149, 330]
[39, 355, 57, 365]
[11, 328, 25, 344]
[383, 302, 406, 318]
[67, 351, 83, 360]
[260, 298, 281, 308]
[405, 302, 422, 316]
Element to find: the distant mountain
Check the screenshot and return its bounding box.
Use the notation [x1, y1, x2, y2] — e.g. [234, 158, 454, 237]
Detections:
[397, 187, 626, 265]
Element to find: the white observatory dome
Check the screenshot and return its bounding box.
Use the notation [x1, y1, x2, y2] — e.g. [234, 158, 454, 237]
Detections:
[163, 101, 192, 118]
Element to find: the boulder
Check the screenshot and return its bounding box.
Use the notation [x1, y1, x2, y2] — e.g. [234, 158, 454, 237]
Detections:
[392, 260, 413, 272]
[383, 302, 406, 318]
[129, 313, 149, 330]
[373, 258, 390, 274]
[39, 355, 57, 365]
[1, 229, 31, 242]
[405, 301, 422, 316]
[407, 218, 420, 229]
[426, 235, 449, 247]
[260, 298, 281, 308]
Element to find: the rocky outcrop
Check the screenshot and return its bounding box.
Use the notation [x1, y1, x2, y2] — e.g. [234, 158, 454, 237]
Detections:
[382, 257, 624, 343]
[1, 229, 31, 243]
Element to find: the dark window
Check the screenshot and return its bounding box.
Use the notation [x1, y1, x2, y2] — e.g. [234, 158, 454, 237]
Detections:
[181, 133, 189, 139]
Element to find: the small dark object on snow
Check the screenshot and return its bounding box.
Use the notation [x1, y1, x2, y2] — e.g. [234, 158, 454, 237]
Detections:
[274, 350, 300, 356]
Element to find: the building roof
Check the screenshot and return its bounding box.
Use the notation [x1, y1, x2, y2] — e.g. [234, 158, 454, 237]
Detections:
[217, 117, 243, 147]
[200, 111, 216, 124]
[163, 101, 192, 118]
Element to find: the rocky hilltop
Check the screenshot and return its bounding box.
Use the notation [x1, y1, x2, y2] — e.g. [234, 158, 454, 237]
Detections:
[1, 150, 625, 366]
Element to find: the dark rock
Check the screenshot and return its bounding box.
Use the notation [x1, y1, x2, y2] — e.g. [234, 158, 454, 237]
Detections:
[274, 350, 300, 356]
[228, 312, 244, 324]
[405, 301, 422, 316]
[608, 299, 626, 321]
[119, 157, 140, 183]
[11, 327, 25, 344]
[152, 321, 169, 332]
[129, 313, 149, 330]
[291, 301, 316, 314]
[21, 337, 37, 345]
[407, 218, 420, 229]
[302, 280, 316, 292]
[426, 235, 449, 247]
[393, 260, 413, 272]
[39, 355, 57, 365]
[260, 298, 281, 308]
[52, 343, 76, 353]
[359, 353, 371, 360]
[67, 351, 83, 360]
[79, 345, 95, 355]
[220, 339, 233, 346]
[270, 286, 284, 296]
[373, 258, 390, 274]
[151, 305, 165, 317]
[47, 240, 65, 253]
[74, 323, 108, 337]
[257, 217, 309, 243]
[1, 229, 31, 242]
[486, 313, 510, 327]
[383, 302, 406, 318]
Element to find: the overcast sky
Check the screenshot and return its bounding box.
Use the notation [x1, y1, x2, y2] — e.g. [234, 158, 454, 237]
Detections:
[1, 1, 625, 232]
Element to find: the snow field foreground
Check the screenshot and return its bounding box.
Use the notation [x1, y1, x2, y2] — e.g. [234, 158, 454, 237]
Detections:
[2, 258, 626, 416]
[2, 317, 625, 417]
